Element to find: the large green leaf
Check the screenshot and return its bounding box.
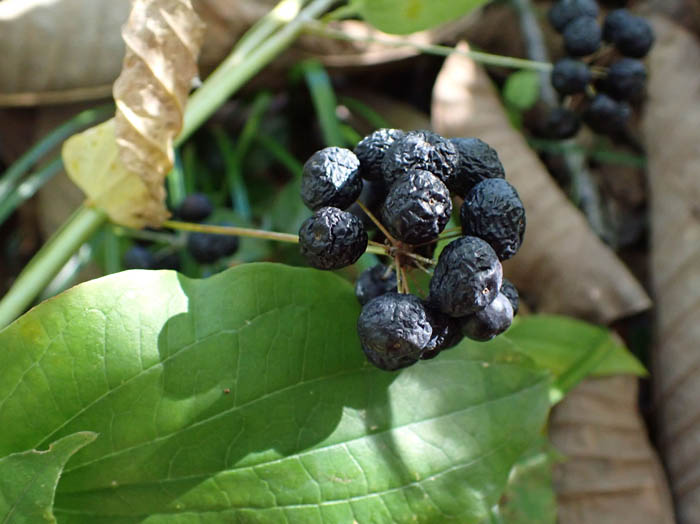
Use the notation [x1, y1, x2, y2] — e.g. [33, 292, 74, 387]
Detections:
[0, 264, 549, 522]
[355, 0, 489, 35]
[0, 432, 96, 523]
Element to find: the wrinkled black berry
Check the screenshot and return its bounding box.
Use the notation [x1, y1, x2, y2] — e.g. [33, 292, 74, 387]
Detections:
[429, 236, 503, 317]
[421, 305, 464, 360]
[461, 179, 526, 261]
[124, 245, 155, 269]
[548, 0, 599, 33]
[601, 58, 647, 100]
[300, 147, 362, 211]
[176, 193, 213, 223]
[347, 179, 389, 230]
[543, 107, 581, 139]
[584, 93, 631, 134]
[563, 16, 602, 57]
[298, 206, 367, 270]
[448, 138, 505, 197]
[187, 224, 240, 264]
[380, 170, 452, 244]
[500, 278, 520, 316]
[380, 130, 459, 188]
[362, 344, 420, 371]
[357, 292, 432, 370]
[355, 264, 397, 305]
[354, 128, 405, 182]
[551, 59, 592, 95]
[461, 293, 514, 342]
[603, 9, 654, 57]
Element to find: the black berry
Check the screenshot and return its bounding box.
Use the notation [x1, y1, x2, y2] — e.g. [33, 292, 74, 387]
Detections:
[548, 0, 599, 33]
[448, 138, 505, 197]
[461, 293, 514, 342]
[380, 170, 452, 244]
[551, 59, 592, 95]
[380, 130, 459, 188]
[357, 292, 432, 370]
[176, 193, 213, 223]
[500, 278, 520, 316]
[421, 305, 464, 360]
[461, 179, 526, 261]
[603, 9, 654, 58]
[187, 225, 240, 264]
[153, 252, 181, 271]
[124, 245, 155, 269]
[584, 93, 631, 134]
[347, 179, 389, 230]
[429, 236, 503, 317]
[601, 58, 647, 100]
[563, 16, 602, 57]
[355, 264, 397, 306]
[216, 222, 241, 258]
[300, 147, 362, 211]
[298, 206, 367, 270]
[543, 107, 581, 140]
[354, 128, 405, 182]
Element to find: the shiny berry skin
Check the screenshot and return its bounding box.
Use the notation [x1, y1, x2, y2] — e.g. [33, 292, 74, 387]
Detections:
[420, 305, 464, 360]
[300, 147, 362, 211]
[500, 278, 520, 316]
[448, 138, 505, 197]
[357, 292, 432, 371]
[429, 236, 503, 317]
[461, 179, 526, 261]
[380, 130, 459, 188]
[603, 9, 654, 58]
[380, 170, 452, 244]
[461, 293, 514, 342]
[563, 16, 602, 57]
[551, 59, 592, 95]
[354, 128, 405, 182]
[548, 0, 599, 33]
[176, 193, 213, 223]
[298, 206, 367, 270]
[355, 264, 397, 306]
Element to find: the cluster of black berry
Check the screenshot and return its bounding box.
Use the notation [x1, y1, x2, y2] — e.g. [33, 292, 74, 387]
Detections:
[544, 0, 654, 139]
[123, 193, 239, 269]
[298, 129, 525, 371]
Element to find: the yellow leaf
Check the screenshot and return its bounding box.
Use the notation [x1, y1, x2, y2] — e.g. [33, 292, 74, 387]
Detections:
[62, 119, 169, 228]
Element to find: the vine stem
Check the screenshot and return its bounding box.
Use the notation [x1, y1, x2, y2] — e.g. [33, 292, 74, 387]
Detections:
[303, 20, 553, 72]
[355, 201, 398, 245]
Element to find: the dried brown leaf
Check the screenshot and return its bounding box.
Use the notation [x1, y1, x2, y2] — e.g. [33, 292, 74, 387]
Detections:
[113, 0, 204, 225]
[643, 16, 700, 524]
[551, 376, 675, 524]
[431, 43, 651, 324]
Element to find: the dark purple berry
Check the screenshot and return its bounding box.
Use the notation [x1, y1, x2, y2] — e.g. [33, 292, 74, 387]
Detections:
[380, 130, 459, 188]
[548, 0, 599, 33]
[176, 193, 213, 223]
[354, 128, 405, 182]
[603, 9, 654, 58]
[584, 93, 631, 134]
[448, 138, 505, 197]
[601, 58, 647, 100]
[429, 236, 503, 317]
[380, 170, 452, 244]
[563, 16, 602, 57]
[500, 278, 520, 316]
[124, 245, 155, 269]
[298, 206, 367, 270]
[461, 179, 526, 261]
[301, 147, 362, 211]
[543, 107, 581, 140]
[551, 59, 592, 95]
[355, 264, 397, 306]
[421, 305, 464, 359]
[461, 293, 514, 341]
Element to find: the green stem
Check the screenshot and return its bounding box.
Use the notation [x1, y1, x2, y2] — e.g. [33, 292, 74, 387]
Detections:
[339, 95, 391, 130]
[179, 0, 337, 144]
[0, 105, 112, 201]
[212, 127, 252, 220]
[0, 206, 106, 329]
[304, 20, 553, 72]
[0, 157, 63, 225]
[300, 59, 345, 147]
[254, 134, 304, 176]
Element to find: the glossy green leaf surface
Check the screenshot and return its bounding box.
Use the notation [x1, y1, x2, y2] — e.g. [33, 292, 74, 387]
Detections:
[504, 315, 646, 378]
[356, 0, 489, 35]
[0, 264, 549, 522]
[0, 432, 96, 523]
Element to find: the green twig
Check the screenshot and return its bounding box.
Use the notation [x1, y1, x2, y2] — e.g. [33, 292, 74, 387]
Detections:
[0, 157, 63, 225]
[304, 20, 553, 72]
[299, 59, 345, 147]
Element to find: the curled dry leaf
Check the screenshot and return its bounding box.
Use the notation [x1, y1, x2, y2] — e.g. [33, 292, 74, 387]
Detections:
[643, 16, 700, 524]
[113, 0, 204, 225]
[62, 119, 168, 228]
[550, 376, 675, 524]
[431, 42, 651, 324]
